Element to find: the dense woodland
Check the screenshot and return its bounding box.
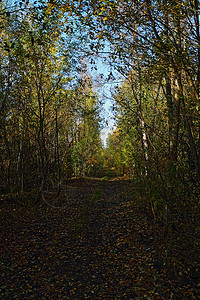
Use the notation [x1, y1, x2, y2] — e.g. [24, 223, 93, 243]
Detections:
[0, 0, 105, 199]
[1, 0, 200, 225]
[1, 0, 200, 298]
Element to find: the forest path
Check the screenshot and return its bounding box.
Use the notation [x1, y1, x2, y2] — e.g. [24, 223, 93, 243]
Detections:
[0, 173, 199, 299]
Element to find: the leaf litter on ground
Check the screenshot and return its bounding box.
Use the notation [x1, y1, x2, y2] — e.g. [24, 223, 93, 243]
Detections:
[0, 173, 200, 299]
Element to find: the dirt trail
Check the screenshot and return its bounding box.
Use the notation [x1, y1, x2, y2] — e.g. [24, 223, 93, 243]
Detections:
[1, 175, 199, 299]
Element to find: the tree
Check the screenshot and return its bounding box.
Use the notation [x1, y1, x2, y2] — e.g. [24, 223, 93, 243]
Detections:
[0, 2, 103, 201]
[61, 0, 200, 198]
[71, 72, 103, 177]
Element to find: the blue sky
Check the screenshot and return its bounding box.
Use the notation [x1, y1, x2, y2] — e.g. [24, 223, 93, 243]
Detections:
[91, 58, 117, 147]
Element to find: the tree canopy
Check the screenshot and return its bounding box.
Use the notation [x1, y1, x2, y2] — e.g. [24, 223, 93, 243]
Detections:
[1, 0, 200, 219]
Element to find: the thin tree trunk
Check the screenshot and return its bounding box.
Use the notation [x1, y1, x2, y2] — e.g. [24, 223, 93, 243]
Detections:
[55, 107, 61, 196]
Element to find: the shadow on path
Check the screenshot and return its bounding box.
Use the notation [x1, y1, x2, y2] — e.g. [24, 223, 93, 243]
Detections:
[1, 173, 199, 299]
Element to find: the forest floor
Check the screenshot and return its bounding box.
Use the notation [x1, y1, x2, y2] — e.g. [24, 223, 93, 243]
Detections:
[1, 170, 200, 299]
